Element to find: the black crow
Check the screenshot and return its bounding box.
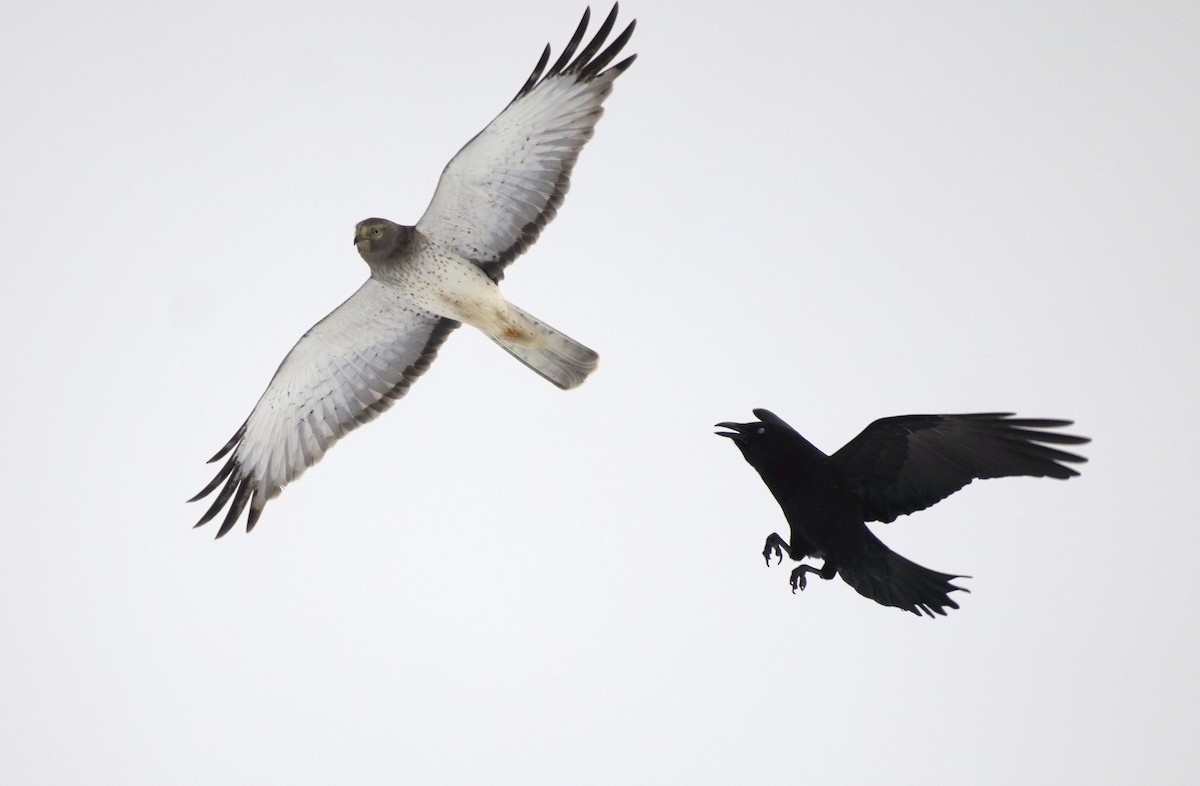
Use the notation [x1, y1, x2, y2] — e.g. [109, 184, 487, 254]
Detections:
[715, 409, 1089, 616]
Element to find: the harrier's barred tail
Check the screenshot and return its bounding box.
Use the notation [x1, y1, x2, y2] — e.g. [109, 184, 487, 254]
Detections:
[489, 304, 598, 390]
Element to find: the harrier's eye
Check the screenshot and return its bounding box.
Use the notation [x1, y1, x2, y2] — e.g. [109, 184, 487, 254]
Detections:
[371, 227, 383, 237]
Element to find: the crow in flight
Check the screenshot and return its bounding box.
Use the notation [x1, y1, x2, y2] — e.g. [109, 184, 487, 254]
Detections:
[715, 409, 1089, 616]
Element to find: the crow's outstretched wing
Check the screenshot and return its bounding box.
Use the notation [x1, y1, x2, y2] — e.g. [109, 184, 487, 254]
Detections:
[190, 279, 457, 537]
[830, 413, 1089, 524]
[415, 5, 636, 283]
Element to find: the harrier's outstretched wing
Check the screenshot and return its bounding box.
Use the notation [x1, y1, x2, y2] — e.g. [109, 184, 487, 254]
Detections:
[190, 280, 457, 537]
[193, 7, 636, 536]
[416, 5, 636, 283]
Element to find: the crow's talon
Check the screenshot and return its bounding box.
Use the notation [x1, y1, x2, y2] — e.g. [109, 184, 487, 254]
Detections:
[762, 533, 787, 567]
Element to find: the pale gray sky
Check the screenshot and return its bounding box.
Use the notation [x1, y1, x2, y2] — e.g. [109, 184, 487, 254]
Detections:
[2, 1, 1197, 783]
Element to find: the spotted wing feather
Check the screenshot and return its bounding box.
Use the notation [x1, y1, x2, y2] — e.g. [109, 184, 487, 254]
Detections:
[190, 279, 457, 537]
[415, 4, 636, 283]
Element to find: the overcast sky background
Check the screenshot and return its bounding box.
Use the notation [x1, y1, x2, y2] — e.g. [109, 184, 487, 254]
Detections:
[2, 1, 1197, 783]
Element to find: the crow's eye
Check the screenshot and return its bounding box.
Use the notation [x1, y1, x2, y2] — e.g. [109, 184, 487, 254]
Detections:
[757, 427, 765, 435]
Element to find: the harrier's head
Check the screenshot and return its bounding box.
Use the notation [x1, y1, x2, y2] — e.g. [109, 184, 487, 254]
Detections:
[353, 218, 409, 263]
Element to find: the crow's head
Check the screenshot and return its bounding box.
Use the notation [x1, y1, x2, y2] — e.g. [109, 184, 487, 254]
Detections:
[715, 408, 807, 460]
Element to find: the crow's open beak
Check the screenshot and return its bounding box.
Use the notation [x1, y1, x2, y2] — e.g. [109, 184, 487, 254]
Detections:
[715, 421, 750, 441]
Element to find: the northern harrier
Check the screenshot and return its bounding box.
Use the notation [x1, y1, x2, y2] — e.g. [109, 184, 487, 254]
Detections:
[192, 6, 635, 536]
[716, 409, 1089, 615]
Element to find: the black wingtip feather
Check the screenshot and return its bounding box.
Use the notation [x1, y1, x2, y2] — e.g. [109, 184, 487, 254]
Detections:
[515, 45, 552, 100]
[566, 5, 617, 74]
[246, 503, 263, 533]
[516, 4, 635, 102]
[216, 479, 253, 539]
[547, 7, 590, 76]
[195, 471, 241, 528]
[580, 22, 636, 80]
[207, 423, 246, 463]
[187, 455, 237, 503]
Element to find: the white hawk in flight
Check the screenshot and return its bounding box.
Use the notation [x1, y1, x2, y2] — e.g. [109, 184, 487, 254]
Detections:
[192, 6, 635, 536]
